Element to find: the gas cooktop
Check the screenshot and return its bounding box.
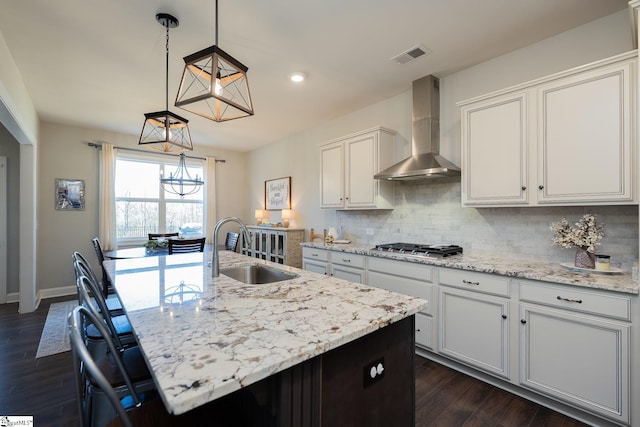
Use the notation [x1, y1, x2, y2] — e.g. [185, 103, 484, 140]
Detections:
[372, 243, 463, 258]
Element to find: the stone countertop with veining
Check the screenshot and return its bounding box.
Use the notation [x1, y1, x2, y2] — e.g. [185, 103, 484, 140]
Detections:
[103, 251, 426, 415]
[301, 242, 638, 295]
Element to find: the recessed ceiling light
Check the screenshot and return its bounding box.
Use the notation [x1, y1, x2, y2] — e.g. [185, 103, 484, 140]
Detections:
[290, 72, 306, 83]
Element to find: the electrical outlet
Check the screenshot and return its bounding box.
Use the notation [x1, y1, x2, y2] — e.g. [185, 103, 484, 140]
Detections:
[365, 228, 375, 236]
[363, 357, 385, 388]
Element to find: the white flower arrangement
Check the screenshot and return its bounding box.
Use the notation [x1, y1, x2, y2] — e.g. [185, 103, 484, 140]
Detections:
[550, 214, 604, 253]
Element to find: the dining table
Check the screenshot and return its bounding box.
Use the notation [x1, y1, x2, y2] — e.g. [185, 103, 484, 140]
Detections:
[104, 243, 212, 259]
[103, 250, 426, 424]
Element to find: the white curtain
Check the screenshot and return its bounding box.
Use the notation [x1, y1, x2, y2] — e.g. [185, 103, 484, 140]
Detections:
[99, 144, 117, 250]
[204, 156, 217, 244]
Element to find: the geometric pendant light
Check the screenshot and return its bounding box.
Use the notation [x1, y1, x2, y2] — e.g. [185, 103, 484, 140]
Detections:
[139, 13, 193, 152]
[175, 0, 254, 122]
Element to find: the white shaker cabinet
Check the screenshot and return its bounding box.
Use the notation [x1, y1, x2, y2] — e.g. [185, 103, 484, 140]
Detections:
[368, 257, 436, 350]
[438, 269, 511, 379]
[519, 281, 630, 424]
[330, 252, 366, 284]
[302, 248, 366, 283]
[537, 59, 634, 204]
[460, 91, 530, 205]
[319, 127, 395, 209]
[459, 51, 636, 207]
[302, 247, 330, 275]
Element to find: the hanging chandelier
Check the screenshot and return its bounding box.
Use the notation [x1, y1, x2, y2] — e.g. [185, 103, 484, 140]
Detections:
[139, 13, 193, 152]
[174, 0, 254, 122]
[161, 153, 204, 198]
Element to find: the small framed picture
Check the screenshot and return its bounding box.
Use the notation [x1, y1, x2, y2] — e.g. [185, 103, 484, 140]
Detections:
[265, 177, 291, 210]
[55, 178, 85, 211]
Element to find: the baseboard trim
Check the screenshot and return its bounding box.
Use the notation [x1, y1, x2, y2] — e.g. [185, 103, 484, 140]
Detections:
[5, 286, 76, 305]
[38, 285, 76, 300]
[6, 292, 19, 303]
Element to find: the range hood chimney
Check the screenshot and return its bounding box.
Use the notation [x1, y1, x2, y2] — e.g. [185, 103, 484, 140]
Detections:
[374, 75, 461, 181]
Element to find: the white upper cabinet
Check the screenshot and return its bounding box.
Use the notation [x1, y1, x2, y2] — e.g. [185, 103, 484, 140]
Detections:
[461, 91, 530, 205]
[319, 127, 395, 209]
[459, 51, 637, 207]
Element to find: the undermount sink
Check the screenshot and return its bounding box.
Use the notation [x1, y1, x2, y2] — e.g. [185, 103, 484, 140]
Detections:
[220, 264, 299, 284]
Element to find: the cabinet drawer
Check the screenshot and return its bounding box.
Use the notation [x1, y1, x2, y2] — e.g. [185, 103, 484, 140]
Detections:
[331, 252, 365, 268]
[368, 257, 434, 282]
[520, 281, 631, 321]
[302, 247, 329, 262]
[368, 271, 434, 315]
[439, 268, 510, 297]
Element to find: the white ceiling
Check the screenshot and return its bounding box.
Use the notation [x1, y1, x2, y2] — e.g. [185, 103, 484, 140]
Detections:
[0, 0, 630, 152]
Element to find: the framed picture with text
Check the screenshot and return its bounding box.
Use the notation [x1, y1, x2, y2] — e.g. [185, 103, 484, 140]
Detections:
[265, 176, 291, 210]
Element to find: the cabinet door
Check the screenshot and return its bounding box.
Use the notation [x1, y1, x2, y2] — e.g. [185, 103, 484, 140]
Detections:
[320, 142, 344, 208]
[519, 303, 629, 424]
[303, 259, 329, 275]
[461, 92, 529, 206]
[415, 312, 433, 350]
[331, 264, 365, 284]
[344, 133, 378, 208]
[537, 60, 634, 203]
[439, 286, 510, 379]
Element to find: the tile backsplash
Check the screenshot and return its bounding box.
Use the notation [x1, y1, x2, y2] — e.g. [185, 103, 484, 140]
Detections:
[333, 181, 639, 270]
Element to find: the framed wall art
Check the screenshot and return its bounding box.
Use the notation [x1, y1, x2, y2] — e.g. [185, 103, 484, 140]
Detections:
[265, 176, 291, 210]
[55, 178, 85, 211]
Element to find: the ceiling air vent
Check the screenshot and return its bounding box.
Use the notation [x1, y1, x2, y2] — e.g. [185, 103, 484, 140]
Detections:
[391, 45, 430, 64]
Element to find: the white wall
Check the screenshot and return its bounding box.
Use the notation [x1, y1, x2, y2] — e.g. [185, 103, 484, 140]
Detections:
[36, 121, 248, 294]
[246, 9, 638, 269]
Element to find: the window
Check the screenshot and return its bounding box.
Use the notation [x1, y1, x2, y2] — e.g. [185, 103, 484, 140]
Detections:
[115, 154, 204, 244]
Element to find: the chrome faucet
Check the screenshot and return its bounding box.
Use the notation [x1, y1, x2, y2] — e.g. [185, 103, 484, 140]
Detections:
[212, 217, 251, 278]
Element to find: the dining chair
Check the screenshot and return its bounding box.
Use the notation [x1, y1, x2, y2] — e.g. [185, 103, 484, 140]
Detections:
[225, 232, 240, 252]
[148, 232, 179, 240]
[68, 305, 156, 427]
[73, 252, 123, 314]
[168, 237, 206, 254]
[92, 237, 113, 296]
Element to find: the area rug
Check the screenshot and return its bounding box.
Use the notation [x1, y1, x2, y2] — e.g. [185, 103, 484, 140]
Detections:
[35, 300, 78, 358]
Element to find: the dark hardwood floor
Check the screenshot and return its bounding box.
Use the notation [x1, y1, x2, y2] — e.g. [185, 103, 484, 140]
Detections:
[1, 297, 590, 427]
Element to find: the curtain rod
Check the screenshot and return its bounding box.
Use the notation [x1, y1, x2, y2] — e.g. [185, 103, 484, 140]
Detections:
[86, 142, 226, 163]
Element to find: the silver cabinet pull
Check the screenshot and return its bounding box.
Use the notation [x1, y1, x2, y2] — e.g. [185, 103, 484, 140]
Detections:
[342, 258, 351, 263]
[557, 296, 583, 304]
[462, 279, 480, 286]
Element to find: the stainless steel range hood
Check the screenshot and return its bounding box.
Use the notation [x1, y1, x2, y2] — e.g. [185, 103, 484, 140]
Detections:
[374, 75, 461, 181]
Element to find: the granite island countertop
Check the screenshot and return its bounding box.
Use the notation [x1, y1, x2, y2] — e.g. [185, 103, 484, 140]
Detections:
[103, 251, 427, 415]
[301, 242, 638, 295]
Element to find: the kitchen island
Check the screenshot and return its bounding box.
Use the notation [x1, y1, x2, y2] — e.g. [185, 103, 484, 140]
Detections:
[104, 251, 427, 425]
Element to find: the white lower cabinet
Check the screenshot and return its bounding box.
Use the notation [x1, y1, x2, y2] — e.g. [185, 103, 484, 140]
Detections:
[302, 247, 329, 275]
[368, 257, 435, 350]
[438, 269, 510, 379]
[519, 281, 631, 424]
[300, 246, 636, 426]
[330, 252, 366, 283]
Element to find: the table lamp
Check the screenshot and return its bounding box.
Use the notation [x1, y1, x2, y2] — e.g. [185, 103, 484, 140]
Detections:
[255, 209, 263, 225]
[281, 209, 291, 228]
